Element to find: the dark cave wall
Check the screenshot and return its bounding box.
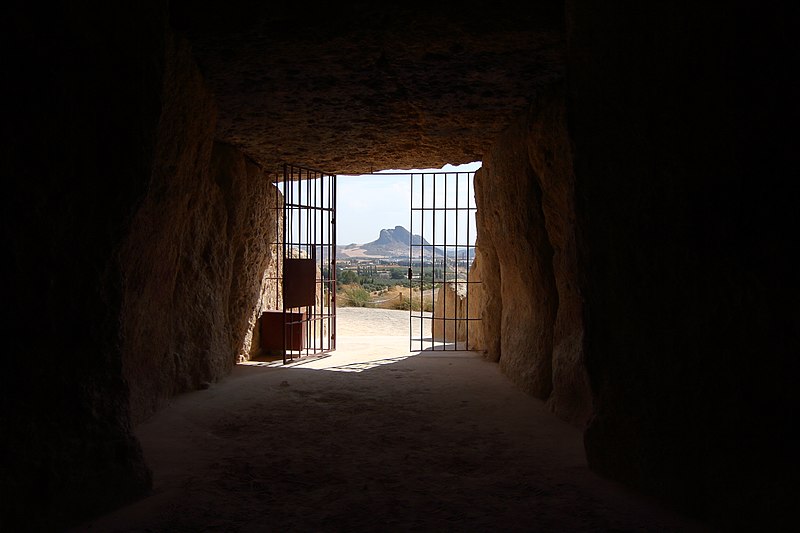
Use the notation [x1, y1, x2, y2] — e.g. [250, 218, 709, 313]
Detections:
[1, 2, 165, 529]
[2, 3, 282, 528]
[475, 86, 592, 427]
[120, 30, 219, 423]
[566, 1, 798, 527]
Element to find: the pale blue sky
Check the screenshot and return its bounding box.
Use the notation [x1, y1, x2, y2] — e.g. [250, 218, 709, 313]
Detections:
[337, 162, 482, 245]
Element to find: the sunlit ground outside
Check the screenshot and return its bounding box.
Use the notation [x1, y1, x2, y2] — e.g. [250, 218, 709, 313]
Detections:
[240, 307, 446, 372]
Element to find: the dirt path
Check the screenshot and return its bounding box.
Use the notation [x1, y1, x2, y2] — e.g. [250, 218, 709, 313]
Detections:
[335, 306, 422, 336]
[72, 309, 707, 532]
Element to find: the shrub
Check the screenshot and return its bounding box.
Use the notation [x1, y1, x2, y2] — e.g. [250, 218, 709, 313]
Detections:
[390, 294, 433, 312]
[341, 286, 373, 307]
[391, 297, 413, 311]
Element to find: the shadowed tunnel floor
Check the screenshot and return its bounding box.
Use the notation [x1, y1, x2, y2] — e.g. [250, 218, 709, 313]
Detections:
[72, 309, 708, 532]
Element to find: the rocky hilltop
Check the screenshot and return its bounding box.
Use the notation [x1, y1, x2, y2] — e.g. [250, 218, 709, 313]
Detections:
[338, 225, 478, 260]
[339, 225, 433, 258]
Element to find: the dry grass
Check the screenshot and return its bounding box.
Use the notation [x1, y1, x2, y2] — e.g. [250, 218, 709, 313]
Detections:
[338, 284, 435, 311]
[369, 285, 434, 311]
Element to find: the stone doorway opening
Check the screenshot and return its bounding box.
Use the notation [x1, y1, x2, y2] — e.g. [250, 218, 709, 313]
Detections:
[335, 162, 483, 356]
[250, 162, 484, 372]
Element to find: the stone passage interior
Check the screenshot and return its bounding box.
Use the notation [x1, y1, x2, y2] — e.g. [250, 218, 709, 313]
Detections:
[4, 2, 796, 531]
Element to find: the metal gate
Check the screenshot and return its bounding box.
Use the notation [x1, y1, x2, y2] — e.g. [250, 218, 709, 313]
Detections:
[408, 170, 480, 351]
[266, 164, 336, 364]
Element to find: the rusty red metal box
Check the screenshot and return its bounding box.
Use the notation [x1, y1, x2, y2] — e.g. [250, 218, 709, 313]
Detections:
[260, 310, 306, 352]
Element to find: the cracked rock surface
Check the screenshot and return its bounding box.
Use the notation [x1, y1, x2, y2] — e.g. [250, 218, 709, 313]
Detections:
[170, 1, 565, 174]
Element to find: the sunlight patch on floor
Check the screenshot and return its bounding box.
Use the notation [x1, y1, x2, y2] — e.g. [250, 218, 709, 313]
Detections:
[311, 354, 416, 373]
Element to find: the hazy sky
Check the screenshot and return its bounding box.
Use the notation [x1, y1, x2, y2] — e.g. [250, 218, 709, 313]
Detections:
[337, 162, 482, 245]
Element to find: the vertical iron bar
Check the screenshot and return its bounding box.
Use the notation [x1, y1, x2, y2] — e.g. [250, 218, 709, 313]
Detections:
[308, 170, 312, 355]
[310, 169, 313, 354]
[430, 172, 434, 350]
[273, 174, 279, 362]
[305, 169, 310, 357]
[332, 173, 337, 351]
[440, 173, 448, 347]
[317, 172, 322, 351]
[409, 172, 413, 351]
[456, 172, 460, 347]
[320, 173, 324, 351]
[290, 166, 296, 362]
[419, 173, 423, 351]
[315, 172, 318, 352]
[290, 164, 294, 363]
[466, 172, 472, 350]
[282, 164, 289, 364]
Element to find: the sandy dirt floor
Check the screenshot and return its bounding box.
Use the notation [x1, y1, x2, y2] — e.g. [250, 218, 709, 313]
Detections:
[71, 308, 708, 532]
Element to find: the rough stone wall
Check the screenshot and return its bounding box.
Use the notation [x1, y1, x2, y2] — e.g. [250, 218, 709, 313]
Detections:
[119, 31, 218, 423]
[247, 185, 283, 359]
[120, 33, 281, 423]
[432, 283, 467, 342]
[431, 259, 485, 350]
[214, 146, 282, 362]
[476, 120, 556, 400]
[473, 238, 502, 361]
[526, 87, 591, 427]
[465, 254, 486, 351]
[566, 2, 797, 528]
[475, 85, 590, 426]
[169, 1, 566, 175]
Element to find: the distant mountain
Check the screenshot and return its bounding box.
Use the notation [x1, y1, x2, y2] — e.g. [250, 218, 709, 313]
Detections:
[339, 225, 436, 258]
[336, 225, 476, 261]
[371, 226, 430, 248]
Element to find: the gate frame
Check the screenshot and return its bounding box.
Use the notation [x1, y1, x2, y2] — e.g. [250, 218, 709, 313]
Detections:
[408, 169, 480, 351]
[268, 163, 337, 364]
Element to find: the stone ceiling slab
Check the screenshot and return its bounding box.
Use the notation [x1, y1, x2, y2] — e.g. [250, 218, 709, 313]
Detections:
[170, 1, 565, 174]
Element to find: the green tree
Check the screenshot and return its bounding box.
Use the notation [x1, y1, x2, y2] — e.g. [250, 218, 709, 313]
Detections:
[339, 269, 358, 285]
[390, 268, 406, 280]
